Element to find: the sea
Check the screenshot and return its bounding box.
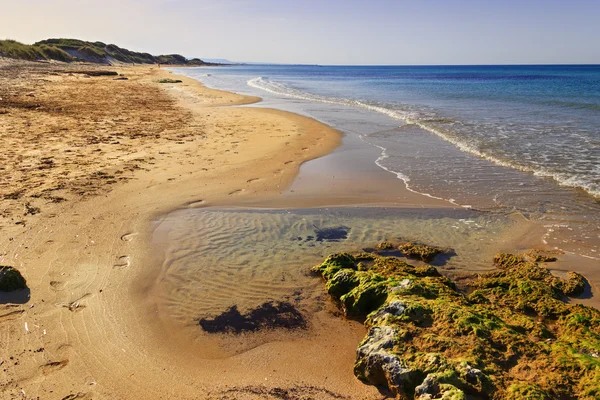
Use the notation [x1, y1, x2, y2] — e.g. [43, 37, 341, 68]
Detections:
[171, 64, 600, 259]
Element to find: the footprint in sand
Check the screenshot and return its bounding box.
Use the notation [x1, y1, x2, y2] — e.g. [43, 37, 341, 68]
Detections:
[185, 200, 205, 208]
[246, 178, 260, 183]
[120, 232, 138, 242]
[40, 359, 69, 375]
[0, 309, 25, 321]
[284, 161, 294, 165]
[114, 255, 130, 269]
[50, 281, 66, 291]
[228, 189, 245, 195]
[62, 293, 91, 312]
[61, 393, 88, 400]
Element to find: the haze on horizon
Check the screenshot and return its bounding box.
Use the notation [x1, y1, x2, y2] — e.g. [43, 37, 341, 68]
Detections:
[2, 0, 599, 65]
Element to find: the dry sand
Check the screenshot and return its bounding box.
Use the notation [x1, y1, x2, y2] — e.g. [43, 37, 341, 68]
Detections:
[0, 60, 597, 400]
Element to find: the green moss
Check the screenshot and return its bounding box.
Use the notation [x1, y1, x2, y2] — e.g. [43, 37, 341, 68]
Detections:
[326, 269, 360, 298]
[311, 252, 356, 280]
[158, 78, 183, 84]
[557, 271, 586, 297]
[312, 250, 600, 399]
[493, 252, 525, 268]
[376, 241, 394, 250]
[438, 384, 467, 400]
[507, 383, 550, 399]
[398, 242, 443, 262]
[340, 273, 389, 316]
[0, 266, 27, 291]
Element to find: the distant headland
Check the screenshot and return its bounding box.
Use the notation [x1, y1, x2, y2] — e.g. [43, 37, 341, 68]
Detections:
[0, 38, 219, 65]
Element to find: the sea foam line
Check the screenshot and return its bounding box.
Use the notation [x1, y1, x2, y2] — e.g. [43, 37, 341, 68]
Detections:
[247, 77, 600, 198]
[367, 140, 467, 208]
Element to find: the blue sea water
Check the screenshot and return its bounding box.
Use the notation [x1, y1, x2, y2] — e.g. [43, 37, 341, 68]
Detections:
[174, 64, 600, 257]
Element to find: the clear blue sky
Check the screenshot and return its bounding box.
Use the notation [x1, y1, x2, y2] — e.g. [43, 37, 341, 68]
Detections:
[2, 0, 599, 65]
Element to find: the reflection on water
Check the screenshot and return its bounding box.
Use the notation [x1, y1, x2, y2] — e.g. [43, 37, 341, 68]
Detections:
[151, 206, 530, 356]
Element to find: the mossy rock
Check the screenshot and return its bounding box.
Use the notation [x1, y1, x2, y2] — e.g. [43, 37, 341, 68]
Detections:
[326, 269, 360, 298]
[398, 242, 443, 262]
[311, 253, 356, 280]
[557, 271, 586, 297]
[507, 383, 551, 400]
[341, 280, 389, 316]
[312, 250, 600, 399]
[493, 252, 525, 268]
[376, 241, 394, 250]
[0, 266, 27, 292]
[158, 78, 182, 84]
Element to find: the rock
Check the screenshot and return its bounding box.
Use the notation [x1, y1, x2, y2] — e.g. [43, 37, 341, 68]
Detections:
[415, 375, 467, 400]
[376, 241, 394, 250]
[354, 326, 412, 394]
[327, 270, 359, 298]
[0, 266, 27, 292]
[313, 249, 600, 399]
[559, 271, 586, 297]
[493, 252, 525, 268]
[341, 279, 388, 316]
[391, 278, 412, 291]
[398, 242, 443, 262]
[465, 365, 482, 380]
[414, 374, 440, 398]
[371, 300, 406, 322]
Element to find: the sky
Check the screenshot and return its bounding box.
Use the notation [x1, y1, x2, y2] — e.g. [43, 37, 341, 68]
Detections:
[2, 0, 600, 65]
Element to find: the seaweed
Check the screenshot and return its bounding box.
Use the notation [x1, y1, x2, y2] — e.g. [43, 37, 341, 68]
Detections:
[0, 266, 27, 292]
[313, 225, 350, 242]
[398, 242, 444, 262]
[198, 301, 306, 334]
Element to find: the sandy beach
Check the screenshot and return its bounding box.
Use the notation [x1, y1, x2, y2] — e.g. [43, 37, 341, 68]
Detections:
[0, 61, 366, 399]
[1, 60, 598, 400]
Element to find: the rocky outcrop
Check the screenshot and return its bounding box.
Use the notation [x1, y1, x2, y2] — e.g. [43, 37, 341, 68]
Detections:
[312, 248, 600, 399]
[354, 325, 413, 393]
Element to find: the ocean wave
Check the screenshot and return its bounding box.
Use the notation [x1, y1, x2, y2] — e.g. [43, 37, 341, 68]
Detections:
[247, 77, 600, 198]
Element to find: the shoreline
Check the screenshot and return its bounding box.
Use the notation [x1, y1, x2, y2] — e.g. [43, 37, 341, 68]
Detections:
[0, 61, 597, 399]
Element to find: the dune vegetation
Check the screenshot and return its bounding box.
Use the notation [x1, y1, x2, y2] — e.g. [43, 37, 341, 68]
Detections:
[0, 38, 211, 65]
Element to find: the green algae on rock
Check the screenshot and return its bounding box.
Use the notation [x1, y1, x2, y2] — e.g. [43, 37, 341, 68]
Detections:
[398, 242, 444, 263]
[0, 266, 27, 292]
[377, 241, 395, 251]
[312, 251, 600, 399]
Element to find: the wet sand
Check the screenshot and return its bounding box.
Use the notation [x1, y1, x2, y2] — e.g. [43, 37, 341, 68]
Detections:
[0, 59, 598, 400]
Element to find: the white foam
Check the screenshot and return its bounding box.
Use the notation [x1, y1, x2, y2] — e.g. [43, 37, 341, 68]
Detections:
[367, 141, 462, 206]
[247, 77, 600, 198]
